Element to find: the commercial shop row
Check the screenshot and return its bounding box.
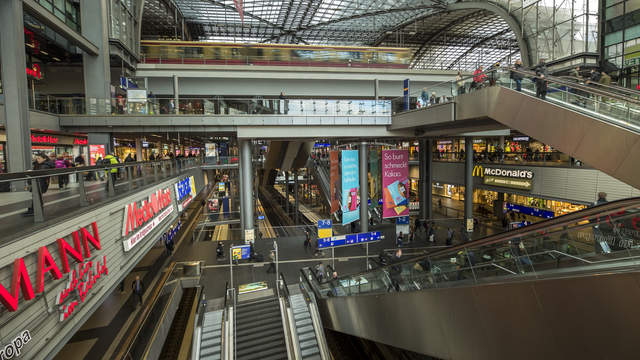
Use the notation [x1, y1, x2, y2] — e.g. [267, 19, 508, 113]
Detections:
[0, 168, 206, 360]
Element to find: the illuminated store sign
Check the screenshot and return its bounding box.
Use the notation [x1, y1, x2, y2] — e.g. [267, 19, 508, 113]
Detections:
[122, 187, 173, 252]
[473, 165, 533, 179]
[73, 138, 88, 145]
[0, 222, 102, 313]
[174, 176, 196, 212]
[26, 64, 42, 80]
[31, 135, 58, 144]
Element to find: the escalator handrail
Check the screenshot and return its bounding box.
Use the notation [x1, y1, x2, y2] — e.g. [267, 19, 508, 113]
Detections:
[329, 196, 640, 285]
[508, 68, 640, 105]
[559, 75, 640, 99]
[116, 261, 177, 360]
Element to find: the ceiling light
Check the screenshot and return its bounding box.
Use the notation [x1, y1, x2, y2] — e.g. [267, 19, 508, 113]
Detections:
[41, 50, 48, 55]
[52, 57, 61, 61]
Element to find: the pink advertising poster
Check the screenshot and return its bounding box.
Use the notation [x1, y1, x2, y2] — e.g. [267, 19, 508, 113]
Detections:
[382, 149, 409, 219]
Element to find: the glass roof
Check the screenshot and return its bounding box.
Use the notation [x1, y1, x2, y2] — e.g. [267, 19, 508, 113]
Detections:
[142, 0, 521, 70]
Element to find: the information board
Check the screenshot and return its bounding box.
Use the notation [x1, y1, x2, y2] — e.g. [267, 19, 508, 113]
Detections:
[317, 219, 332, 239]
[232, 245, 251, 260]
[318, 231, 382, 249]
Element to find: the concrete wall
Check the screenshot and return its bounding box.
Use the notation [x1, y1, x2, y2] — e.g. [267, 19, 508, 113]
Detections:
[0, 104, 61, 130]
[147, 77, 452, 98]
[428, 162, 640, 204]
[0, 168, 205, 360]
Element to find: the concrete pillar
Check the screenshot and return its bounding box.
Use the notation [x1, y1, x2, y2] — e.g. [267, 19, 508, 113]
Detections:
[88, 133, 112, 155]
[499, 135, 505, 162]
[240, 140, 254, 241]
[173, 75, 179, 114]
[359, 141, 369, 233]
[135, 138, 143, 161]
[81, 0, 111, 114]
[0, 0, 31, 179]
[419, 139, 434, 220]
[294, 170, 299, 224]
[464, 137, 474, 233]
[374, 79, 379, 102]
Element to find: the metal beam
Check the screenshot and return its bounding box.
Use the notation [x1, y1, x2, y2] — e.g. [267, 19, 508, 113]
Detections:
[22, 0, 99, 56]
[446, 28, 511, 69]
[447, 1, 531, 67]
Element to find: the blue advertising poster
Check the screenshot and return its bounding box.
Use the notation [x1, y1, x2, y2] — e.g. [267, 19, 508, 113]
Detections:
[345, 234, 358, 245]
[403, 79, 410, 111]
[506, 203, 554, 219]
[396, 216, 410, 225]
[341, 150, 359, 225]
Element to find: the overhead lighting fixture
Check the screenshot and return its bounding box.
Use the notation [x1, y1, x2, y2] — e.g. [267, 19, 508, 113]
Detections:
[40, 50, 48, 55]
[26, 43, 34, 48]
[52, 57, 61, 61]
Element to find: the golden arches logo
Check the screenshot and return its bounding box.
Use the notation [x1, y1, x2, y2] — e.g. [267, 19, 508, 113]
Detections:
[473, 165, 484, 177]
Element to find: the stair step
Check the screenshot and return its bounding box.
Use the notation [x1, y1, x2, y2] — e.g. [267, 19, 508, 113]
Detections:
[201, 329, 221, 340]
[201, 337, 221, 348]
[297, 331, 316, 342]
[299, 339, 318, 350]
[294, 312, 311, 321]
[237, 333, 285, 353]
[297, 324, 314, 334]
[236, 320, 283, 337]
[301, 349, 321, 359]
[236, 325, 284, 344]
[200, 344, 221, 357]
[295, 318, 313, 327]
[237, 339, 287, 359]
[236, 309, 281, 324]
[236, 314, 282, 331]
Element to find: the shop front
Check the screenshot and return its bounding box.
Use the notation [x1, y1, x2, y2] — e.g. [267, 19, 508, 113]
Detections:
[30, 132, 88, 161]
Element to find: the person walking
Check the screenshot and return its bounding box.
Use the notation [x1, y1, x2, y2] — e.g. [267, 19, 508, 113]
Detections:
[132, 276, 144, 306]
[446, 227, 454, 246]
[23, 152, 53, 216]
[55, 155, 68, 189]
[472, 66, 487, 90]
[304, 229, 312, 254]
[511, 59, 524, 92]
[164, 233, 174, 256]
[535, 73, 548, 100]
[266, 250, 276, 273]
[456, 71, 464, 94]
[103, 152, 120, 191]
[396, 231, 404, 248]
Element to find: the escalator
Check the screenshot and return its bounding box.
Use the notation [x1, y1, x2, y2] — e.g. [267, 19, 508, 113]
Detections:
[159, 287, 198, 360]
[301, 197, 640, 360]
[235, 295, 289, 359]
[392, 68, 640, 189]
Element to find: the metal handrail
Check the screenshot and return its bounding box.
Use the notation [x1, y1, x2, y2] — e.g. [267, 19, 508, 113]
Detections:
[328, 196, 640, 284]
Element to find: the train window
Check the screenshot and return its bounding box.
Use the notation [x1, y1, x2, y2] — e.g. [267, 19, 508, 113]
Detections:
[213, 47, 221, 59]
[231, 48, 240, 57]
[272, 49, 281, 61]
[296, 50, 314, 59]
[386, 52, 397, 62]
[337, 51, 351, 60]
[350, 51, 362, 61]
[256, 48, 264, 57]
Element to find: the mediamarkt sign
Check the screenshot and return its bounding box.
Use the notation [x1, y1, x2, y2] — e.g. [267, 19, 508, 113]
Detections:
[175, 176, 196, 212]
[0, 223, 103, 313]
[122, 187, 173, 252]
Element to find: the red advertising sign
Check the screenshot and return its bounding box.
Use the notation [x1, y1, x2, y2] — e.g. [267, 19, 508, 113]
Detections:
[382, 150, 409, 219]
[74, 138, 88, 145]
[329, 151, 340, 214]
[31, 135, 58, 144]
[89, 144, 105, 165]
[26, 64, 42, 80]
[0, 222, 103, 312]
[122, 187, 173, 252]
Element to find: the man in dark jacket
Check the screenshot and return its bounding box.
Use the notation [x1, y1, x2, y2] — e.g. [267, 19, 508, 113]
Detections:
[24, 152, 53, 216]
[511, 59, 524, 91]
[132, 276, 144, 306]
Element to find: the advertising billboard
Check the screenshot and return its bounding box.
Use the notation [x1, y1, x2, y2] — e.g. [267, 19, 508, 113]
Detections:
[329, 151, 340, 214]
[382, 150, 409, 218]
[89, 144, 105, 165]
[341, 150, 359, 225]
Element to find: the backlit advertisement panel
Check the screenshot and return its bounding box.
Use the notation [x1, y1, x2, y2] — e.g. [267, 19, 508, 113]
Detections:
[382, 149, 409, 218]
[341, 150, 359, 225]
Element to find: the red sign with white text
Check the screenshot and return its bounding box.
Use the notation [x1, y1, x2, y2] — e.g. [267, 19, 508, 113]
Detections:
[31, 135, 58, 144]
[122, 187, 173, 252]
[0, 222, 103, 313]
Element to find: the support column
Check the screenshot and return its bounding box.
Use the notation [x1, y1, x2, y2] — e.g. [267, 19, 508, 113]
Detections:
[374, 79, 379, 102]
[285, 171, 290, 215]
[173, 75, 179, 114]
[135, 138, 143, 161]
[240, 140, 254, 242]
[499, 135, 505, 162]
[359, 141, 369, 233]
[81, 0, 111, 114]
[419, 139, 434, 221]
[464, 137, 474, 233]
[294, 170, 299, 224]
[1, 0, 31, 181]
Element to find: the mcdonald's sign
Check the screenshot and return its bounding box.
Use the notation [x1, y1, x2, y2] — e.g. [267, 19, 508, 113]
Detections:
[473, 165, 484, 177]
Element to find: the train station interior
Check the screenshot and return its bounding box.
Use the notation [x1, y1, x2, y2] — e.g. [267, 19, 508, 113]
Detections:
[1, 0, 640, 359]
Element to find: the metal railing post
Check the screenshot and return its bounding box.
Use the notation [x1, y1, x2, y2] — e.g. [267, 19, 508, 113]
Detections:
[31, 178, 45, 223]
[107, 170, 115, 197]
[77, 173, 89, 206]
[154, 161, 159, 181]
[127, 166, 133, 191]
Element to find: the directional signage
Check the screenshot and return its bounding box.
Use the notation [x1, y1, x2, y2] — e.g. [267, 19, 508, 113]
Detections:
[318, 231, 383, 249]
[317, 219, 332, 239]
[232, 245, 251, 260]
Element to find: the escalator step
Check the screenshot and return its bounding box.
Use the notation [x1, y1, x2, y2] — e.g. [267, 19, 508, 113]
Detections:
[237, 337, 286, 357]
[301, 346, 320, 357]
[303, 353, 322, 360]
[201, 337, 221, 348]
[297, 331, 316, 341]
[297, 324, 314, 334]
[236, 314, 282, 331]
[201, 329, 221, 340]
[295, 318, 313, 328]
[236, 321, 283, 337]
[299, 339, 318, 349]
[200, 354, 221, 360]
[200, 344, 221, 357]
[237, 344, 288, 360]
[236, 325, 284, 344]
[236, 309, 281, 324]
[294, 311, 311, 321]
[237, 297, 278, 309]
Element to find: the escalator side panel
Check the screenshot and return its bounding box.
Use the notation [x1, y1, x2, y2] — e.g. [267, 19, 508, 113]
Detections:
[317, 270, 640, 360]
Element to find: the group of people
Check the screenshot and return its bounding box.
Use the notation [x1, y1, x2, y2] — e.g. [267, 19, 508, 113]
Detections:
[418, 88, 449, 108]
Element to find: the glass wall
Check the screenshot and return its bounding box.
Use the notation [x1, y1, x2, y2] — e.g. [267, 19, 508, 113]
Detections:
[603, 0, 640, 87]
[109, 0, 137, 52]
[487, 0, 599, 64]
[35, 0, 80, 31]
